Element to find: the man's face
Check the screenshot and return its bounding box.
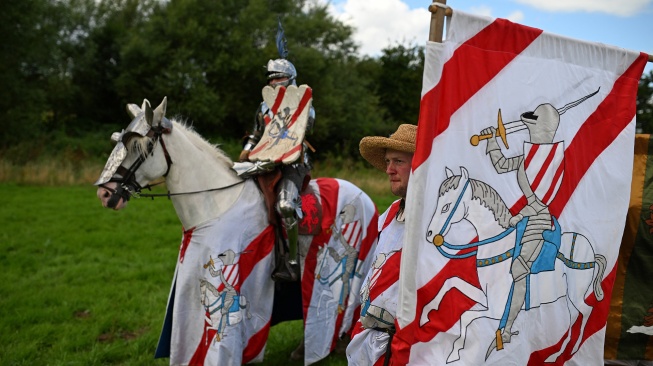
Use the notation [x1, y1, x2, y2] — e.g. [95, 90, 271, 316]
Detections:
[269, 76, 289, 87]
[384, 149, 413, 199]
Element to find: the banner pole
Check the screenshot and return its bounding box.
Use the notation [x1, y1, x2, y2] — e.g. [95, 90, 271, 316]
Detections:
[428, 0, 451, 42]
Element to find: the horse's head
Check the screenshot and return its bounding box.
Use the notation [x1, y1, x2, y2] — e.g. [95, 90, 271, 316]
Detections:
[95, 97, 173, 210]
[426, 167, 472, 246]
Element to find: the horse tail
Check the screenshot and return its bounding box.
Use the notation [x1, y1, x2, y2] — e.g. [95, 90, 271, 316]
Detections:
[592, 254, 607, 301]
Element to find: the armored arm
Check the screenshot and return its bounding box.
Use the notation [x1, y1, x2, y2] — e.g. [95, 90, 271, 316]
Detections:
[481, 127, 522, 174]
[307, 105, 315, 132]
[239, 102, 269, 161]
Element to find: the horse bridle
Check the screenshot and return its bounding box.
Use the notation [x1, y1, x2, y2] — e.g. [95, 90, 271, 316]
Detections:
[99, 126, 172, 208]
[99, 126, 246, 207]
[429, 177, 515, 260]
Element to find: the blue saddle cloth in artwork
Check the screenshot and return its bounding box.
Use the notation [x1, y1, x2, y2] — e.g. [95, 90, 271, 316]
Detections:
[531, 216, 561, 273]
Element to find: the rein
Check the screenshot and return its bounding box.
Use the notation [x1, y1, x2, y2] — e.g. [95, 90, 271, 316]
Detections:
[432, 178, 515, 260]
[434, 227, 515, 260]
[137, 180, 246, 199]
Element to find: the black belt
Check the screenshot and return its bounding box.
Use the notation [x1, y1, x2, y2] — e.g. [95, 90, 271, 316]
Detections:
[372, 327, 396, 366]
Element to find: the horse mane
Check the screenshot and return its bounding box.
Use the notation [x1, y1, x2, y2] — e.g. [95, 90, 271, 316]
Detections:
[439, 175, 512, 229]
[126, 119, 235, 170]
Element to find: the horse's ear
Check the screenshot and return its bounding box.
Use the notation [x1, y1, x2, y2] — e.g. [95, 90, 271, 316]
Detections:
[126, 103, 141, 119]
[143, 99, 153, 126]
[153, 97, 167, 126]
[460, 166, 469, 180]
[153, 97, 172, 133]
[445, 167, 453, 178]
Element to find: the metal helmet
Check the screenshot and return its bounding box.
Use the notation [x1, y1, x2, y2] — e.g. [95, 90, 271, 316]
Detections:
[266, 59, 297, 87]
[520, 103, 560, 144]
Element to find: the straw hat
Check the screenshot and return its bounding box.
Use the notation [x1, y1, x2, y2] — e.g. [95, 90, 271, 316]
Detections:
[359, 124, 417, 171]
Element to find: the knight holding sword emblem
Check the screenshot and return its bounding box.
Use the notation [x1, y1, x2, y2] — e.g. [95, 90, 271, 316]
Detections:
[473, 89, 599, 350]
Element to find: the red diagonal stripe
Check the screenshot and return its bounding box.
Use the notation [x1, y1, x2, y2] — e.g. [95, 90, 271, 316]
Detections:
[179, 227, 194, 263]
[243, 320, 272, 364]
[530, 143, 559, 192]
[358, 209, 379, 261]
[288, 87, 312, 129]
[270, 86, 286, 115]
[382, 200, 402, 230]
[274, 144, 302, 163]
[250, 140, 269, 156]
[369, 251, 402, 301]
[548, 53, 648, 217]
[524, 143, 539, 170]
[413, 18, 543, 170]
[302, 178, 340, 322]
[542, 159, 564, 205]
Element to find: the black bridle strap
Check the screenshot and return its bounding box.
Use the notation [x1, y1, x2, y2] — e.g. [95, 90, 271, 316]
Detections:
[104, 125, 244, 200]
[158, 134, 173, 177]
[138, 179, 246, 199]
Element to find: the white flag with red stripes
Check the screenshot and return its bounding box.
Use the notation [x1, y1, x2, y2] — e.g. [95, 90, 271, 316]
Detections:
[393, 10, 648, 365]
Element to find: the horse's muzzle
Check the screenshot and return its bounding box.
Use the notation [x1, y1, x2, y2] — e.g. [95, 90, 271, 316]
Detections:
[97, 183, 131, 210]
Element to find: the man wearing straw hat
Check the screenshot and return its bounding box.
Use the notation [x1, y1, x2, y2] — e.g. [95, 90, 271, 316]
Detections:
[347, 124, 416, 366]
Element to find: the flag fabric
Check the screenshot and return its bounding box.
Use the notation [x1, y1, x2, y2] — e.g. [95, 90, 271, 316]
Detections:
[302, 178, 379, 364]
[394, 10, 648, 366]
[347, 199, 404, 366]
[154, 177, 379, 366]
[604, 134, 653, 362]
[155, 180, 275, 365]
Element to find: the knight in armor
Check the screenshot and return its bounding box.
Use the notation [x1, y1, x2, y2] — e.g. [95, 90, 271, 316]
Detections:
[480, 103, 560, 345]
[237, 58, 316, 282]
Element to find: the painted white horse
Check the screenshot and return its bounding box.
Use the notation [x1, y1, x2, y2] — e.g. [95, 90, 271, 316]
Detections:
[198, 278, 250, 344]
[423, 167, 606, 364]
[95, 98, 378, 365]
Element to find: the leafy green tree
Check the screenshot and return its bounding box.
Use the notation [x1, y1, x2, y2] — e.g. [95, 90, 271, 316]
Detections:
[113, 0, 384, 158]
[60, 0, 159, 134]
[637, 70, 653, 134]
[377, 43, 424, 128]
[0, 0, 69, 147]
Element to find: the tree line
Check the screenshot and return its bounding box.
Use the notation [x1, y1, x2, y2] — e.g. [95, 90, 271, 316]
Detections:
[2, 0, 652, 161]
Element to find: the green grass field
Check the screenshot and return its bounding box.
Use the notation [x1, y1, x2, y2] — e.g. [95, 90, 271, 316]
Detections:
[0, 167, 394, 365]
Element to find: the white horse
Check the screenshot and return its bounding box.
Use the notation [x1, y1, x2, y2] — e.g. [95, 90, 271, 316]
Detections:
[423, 167, 606, 364]
[95, 98, 378, 365]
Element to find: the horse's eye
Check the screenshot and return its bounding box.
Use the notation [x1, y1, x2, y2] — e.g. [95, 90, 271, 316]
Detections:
[441, 203, 450, 214]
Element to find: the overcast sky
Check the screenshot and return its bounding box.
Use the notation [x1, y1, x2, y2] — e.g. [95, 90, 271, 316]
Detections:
[323, 0, 653, 72]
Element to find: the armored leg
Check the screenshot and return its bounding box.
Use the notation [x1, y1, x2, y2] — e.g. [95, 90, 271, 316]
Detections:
[503, 222, 547, 340]
[277, 178, 303, 263]
[272, 178, 302, 282]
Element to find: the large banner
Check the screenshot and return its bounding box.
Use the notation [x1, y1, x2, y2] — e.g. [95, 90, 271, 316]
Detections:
[394, 10, 648, 365]
[605, 134, 653, 362]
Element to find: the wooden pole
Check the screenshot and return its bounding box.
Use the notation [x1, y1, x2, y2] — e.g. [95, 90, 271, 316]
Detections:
[428, 0, 450, 43]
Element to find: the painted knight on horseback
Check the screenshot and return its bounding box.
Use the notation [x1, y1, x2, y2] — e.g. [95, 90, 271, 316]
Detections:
[479, 89, 599, 349]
